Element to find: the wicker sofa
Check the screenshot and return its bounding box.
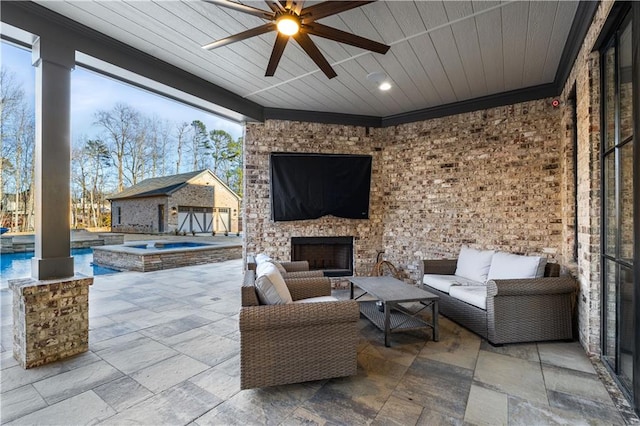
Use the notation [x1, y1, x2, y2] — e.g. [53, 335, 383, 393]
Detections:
[240, 268, 360, 389]
[421, 259, 577, 345]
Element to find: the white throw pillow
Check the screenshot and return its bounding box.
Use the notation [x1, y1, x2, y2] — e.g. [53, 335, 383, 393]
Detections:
[487, 252, 547, 280]
[454, 246, 495, 283]
[255, 253, 272, 265]
[255, 262, 292, 305]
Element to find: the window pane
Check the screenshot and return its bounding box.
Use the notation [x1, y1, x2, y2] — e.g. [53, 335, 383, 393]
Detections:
[619, 265, 634, 390]
[603, 259, 618, 364]
[620, 141, 634, 262]
[619, 21, 633, 142]
[604, 153, 617, 256]
[603, 46, 616, 150]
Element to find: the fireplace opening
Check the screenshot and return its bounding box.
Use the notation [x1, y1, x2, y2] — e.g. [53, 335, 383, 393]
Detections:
[291, 236, 353, 277]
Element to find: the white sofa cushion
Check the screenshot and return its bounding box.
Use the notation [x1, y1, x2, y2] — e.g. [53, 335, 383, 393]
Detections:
[255, 253, 272, 264]
[454, 246, 495, 283]
[423, 274, 482, 294]
[449, 285, 487, 310]
[487, 252, 547, 280]
[292, 296, 339, 304]
[255, 262, 292, 305]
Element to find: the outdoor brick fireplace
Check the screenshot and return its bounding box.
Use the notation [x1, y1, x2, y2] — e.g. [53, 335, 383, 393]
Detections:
[291, 236, 354, 277]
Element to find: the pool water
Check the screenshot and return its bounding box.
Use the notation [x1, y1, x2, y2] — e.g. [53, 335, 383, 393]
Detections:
[1, 248, 120, 284]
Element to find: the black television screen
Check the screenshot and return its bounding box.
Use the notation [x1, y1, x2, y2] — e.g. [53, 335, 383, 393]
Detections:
[270, 153, 372, 221]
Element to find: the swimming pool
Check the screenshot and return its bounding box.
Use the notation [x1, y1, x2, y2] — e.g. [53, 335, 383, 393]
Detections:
[1, 248, 120, 284]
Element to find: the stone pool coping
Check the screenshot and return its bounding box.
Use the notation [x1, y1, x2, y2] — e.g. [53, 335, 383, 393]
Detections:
[92, 240, 242, 272]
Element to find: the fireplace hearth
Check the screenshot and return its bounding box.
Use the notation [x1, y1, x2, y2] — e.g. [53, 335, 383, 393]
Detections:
[291, 236, 353, 277]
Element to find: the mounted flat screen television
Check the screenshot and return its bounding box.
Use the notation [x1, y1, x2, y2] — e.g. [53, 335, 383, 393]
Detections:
[270, 153, 372, 221]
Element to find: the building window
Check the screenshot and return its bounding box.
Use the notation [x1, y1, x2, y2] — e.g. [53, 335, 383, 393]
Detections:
[116, 207, 122, 225]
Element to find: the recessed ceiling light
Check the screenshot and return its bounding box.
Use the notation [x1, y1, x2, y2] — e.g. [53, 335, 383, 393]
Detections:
[366, 72, 392, 92]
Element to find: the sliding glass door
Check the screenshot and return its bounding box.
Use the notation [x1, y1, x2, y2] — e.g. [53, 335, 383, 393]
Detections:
[601, 5, 638, 413]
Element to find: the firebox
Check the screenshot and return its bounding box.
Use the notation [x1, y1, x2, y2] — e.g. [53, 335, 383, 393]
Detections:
[291, 236, 353, 277]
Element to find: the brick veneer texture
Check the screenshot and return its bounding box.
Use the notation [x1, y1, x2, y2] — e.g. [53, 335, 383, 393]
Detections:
[244, 98, 564, 284]
[560, 0, 614, 354]
[10, 276, 93, 369]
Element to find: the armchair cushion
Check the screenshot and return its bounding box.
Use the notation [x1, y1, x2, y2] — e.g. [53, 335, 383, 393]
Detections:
[487, 252, 546, 280]
[255, 262, 292, 305]
[455, 246, 494, 283]
[293, 296, 339, 304]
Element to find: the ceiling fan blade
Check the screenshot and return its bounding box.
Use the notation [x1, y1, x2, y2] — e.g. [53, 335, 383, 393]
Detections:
[202, 23, 276, 50]
[264, 0, 286, 13]
[293, 32, 337, 79]
[300, 1, 374, 23]
[266, 32, 289, 76]
[203, 0, 275, 20]
[303, 22, 389, 54]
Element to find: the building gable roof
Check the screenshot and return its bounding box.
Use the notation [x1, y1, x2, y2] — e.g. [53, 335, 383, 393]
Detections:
[108, 169, 239, 201]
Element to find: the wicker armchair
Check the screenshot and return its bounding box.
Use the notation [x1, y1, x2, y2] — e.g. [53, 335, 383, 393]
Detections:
[240, 270, 359, 389]
[246, 256, 325, 279]
[421, 259, 577, 345]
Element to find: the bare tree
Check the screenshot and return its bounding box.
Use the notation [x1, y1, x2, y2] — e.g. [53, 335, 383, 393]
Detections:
[174, 121, 189, 174]
[190, 120, 208, 171]
[94, 103, 140, 192]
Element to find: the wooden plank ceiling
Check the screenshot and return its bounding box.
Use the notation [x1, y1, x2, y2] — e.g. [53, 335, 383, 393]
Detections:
[34, 0, 579, 117]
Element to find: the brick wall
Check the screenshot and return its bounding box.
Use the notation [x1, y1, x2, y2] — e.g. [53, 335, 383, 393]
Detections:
[243, 121, 385, 276]
[560, 0, 615, 354]
[244, 99, 564, 281]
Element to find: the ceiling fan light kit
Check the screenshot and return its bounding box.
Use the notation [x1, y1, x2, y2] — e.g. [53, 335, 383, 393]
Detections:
[202, 0, 391, 79]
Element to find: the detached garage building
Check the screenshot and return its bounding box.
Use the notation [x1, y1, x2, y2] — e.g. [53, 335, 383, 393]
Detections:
[108, 169, 241, 235]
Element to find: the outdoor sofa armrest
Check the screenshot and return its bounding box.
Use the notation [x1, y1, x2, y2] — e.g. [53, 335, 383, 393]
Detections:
[281, 261, 310, 272]
[487, 277, 576, 297]
[421, 259, 457, 276]
[283, 270, 324, 279]
[285, 277, 332, 300]
[239, 300, 360, 332]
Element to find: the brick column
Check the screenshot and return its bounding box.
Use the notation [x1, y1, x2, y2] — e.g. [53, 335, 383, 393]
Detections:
[9, 276, 92, 369]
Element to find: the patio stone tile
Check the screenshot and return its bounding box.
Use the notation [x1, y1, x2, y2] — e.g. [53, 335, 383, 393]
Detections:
[371, 395, 424, 426]
[538, 341, 596, 374]
[473, 350, 547, 405]
[393, 357, 473, 420]
[1, 350, 19, 370]
[205, 316, 239, 336]
[89, 330, 146, 352]
[280, 406, 334, 426]
[548, 390, 625, 424]
[96, 336, 178, 374]
[130, 354, 210, 393]
[0, 384, 47, 423]
[93, 376, 154, 412]
[196, 383, 318, 426]
[88, 297, 139, 318]
[5, 391, 115, 426]
[416, 409, 464, 426]
[172, 333, 238, 367]
[1, 362, 67, 392]
[33, 360, 123, 404]
[479, 340, 540, 363]
[542, 364, 614, 406]
[295, 382, 378, 426]
[100, 381, 221, 425]
[508, 394, 623, 425]
[91, 321, 142, 343]
[418, 322, 481, 370]
[463, 384, 508, 426]
[107, 307, 181, 329]
[360, 334, 425, 367]
[139, 315, 213, 339]
[189, 366, 241, 400]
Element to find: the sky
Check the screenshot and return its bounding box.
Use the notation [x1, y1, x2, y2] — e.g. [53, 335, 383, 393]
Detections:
[1, 42, 244, 142]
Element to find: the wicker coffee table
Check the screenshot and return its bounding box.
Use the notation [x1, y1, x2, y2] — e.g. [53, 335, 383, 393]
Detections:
[350, 276, 439, 347]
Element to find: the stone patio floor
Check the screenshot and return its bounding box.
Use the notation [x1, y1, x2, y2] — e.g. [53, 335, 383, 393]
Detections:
[1, 258, 639, 425]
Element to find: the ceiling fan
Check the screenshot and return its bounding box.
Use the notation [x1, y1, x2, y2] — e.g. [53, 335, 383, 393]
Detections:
[202, 0, 390, 79]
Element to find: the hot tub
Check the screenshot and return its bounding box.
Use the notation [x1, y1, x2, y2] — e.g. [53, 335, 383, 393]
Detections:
[92, 240, 242, 272]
